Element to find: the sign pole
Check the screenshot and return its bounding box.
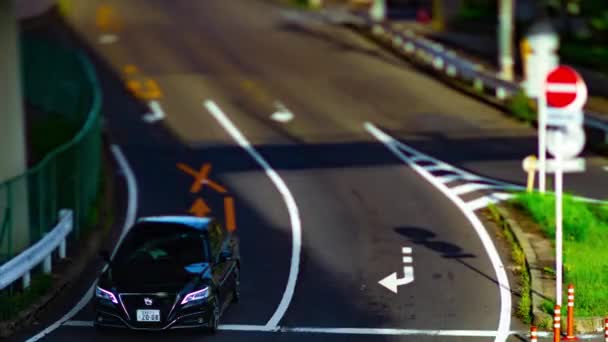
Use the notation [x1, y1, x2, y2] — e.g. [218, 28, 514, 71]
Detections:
[554, 133, 563, 307]
[538, 82, 548, 193]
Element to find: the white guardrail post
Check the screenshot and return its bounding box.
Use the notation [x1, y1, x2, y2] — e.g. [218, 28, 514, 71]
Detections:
[0, 209, 73, 290]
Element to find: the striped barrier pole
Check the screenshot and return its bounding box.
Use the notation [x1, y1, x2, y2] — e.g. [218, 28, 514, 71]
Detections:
[554, 305, 561, 342]
[530, 326, 538, 342]
[604, 318, 608, 342]
[564, 284, 578, 340]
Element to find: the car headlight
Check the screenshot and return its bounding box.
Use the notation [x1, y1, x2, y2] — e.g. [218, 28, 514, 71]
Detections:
[96, 286, 118, 304]
[181, 287, 210, 304]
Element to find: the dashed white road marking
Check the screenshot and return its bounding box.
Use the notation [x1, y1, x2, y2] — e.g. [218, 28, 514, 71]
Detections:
[364, 122, 512, 342]
[25, 145, 139, 342]
[143, 100, 165, 123]
[204, 100, 301, 329]
[98, 34, 119, 44]
[270, 101, 294, 123]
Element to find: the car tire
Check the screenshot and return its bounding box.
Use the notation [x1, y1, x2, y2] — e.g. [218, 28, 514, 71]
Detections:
[232, 266, 240, 303]
[209, 295, 220, 334]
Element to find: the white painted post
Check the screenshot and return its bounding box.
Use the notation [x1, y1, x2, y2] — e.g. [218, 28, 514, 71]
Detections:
[22, 271, 31, 289]
[525, 22, 559, 193]
[59, 238, 67, 259]
[538, 87, 548, 193]
[370, 0, 385, 22]
[43, 254, 52, 274]
[555, 150, 563, 307]
[59, 209, 70, 259]
[498, 0, 515, 80]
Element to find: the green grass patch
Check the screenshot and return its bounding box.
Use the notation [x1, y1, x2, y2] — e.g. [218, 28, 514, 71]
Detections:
[0, 274, 53, 321]
[507, 90, 536, 124]
[513, 192, 608, 317]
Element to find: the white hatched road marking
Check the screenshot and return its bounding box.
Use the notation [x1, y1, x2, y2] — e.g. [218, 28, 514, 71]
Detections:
[466, 193, 514, 211]
[364, 122, 512, 342]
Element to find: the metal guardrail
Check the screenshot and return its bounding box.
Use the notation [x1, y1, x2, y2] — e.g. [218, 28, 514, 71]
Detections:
[337, 12, 608, 143]
[0, 39, 102, 266]
[0, 210, 72, 290]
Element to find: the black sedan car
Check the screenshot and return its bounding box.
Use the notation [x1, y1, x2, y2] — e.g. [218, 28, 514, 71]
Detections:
[94, 216, 240, 332]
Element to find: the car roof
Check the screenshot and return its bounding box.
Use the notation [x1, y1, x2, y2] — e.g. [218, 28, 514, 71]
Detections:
[136, 216, 213, 231]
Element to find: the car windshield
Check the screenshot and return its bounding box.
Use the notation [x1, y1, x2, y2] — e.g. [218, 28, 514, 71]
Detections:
[113, 223, 208, 268]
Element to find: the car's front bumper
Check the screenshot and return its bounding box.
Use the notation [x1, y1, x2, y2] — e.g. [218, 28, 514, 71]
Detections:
[94, 308, 214, 330]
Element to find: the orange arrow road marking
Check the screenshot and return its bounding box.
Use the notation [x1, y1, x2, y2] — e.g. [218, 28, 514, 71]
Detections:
[189, 198, 211, 217]
[224, 196, 236, 232]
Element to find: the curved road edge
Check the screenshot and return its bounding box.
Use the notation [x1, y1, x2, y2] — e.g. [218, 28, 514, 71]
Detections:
[204, 100, 302, 329]
[364, 122, 512, 342]
[24, 145, 139, 342]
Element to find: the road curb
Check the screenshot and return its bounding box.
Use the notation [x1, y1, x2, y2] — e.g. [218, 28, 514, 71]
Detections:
[493, 205, 607, 334]
[0, 136, 117, 339]
[493, 206, 553, 328]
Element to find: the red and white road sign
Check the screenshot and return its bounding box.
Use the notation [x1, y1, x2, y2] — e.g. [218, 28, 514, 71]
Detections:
[545, 66, 587, 111]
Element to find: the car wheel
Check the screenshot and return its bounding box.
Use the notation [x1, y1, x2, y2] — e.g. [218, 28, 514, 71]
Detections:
[209, 296, 220, 334]
[232, 266, 240, 303]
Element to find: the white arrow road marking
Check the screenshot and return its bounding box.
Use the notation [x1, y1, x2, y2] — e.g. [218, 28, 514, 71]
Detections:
[270, 101, 294, 123]
[378, 267, 415, 294]
[379, 247, 414, 293]
[143, 100, 165, 123]
[98, 34, 119, 44]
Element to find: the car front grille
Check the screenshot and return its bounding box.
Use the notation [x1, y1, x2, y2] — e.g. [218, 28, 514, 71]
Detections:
[119, 293, 177, 329]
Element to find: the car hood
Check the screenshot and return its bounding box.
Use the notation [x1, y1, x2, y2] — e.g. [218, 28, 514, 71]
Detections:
[103, 262, 211, 293]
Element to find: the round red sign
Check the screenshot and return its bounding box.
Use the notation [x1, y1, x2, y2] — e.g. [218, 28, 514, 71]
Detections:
[545, 66, 587, 110]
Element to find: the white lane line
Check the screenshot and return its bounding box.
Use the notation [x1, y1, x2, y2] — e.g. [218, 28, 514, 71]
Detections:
[143, 100, 165, 123]
[284, 327, 503, 336]
[364, 122, 512, 342]
[25, 145, 139, 342]
[204, 100, 302, 329]
[62, 321, 562, 338]
[466, 193, 513, 212]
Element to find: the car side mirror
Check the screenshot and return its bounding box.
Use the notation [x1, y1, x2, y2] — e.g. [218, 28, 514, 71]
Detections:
[99, 250, 111, 263]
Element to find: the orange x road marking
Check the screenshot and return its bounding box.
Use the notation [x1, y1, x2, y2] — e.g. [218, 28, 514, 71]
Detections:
[177, 163, 227, 194]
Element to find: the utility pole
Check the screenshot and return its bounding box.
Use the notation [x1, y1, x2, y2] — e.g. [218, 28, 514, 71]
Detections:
[0, 0, 29, 253]
[498, 0, 515, 80]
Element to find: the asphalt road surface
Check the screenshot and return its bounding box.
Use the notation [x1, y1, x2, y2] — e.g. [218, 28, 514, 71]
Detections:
[14, 0, 608, 341]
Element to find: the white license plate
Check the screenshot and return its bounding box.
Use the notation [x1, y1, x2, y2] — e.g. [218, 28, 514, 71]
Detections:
[136, 309, 160, 322]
